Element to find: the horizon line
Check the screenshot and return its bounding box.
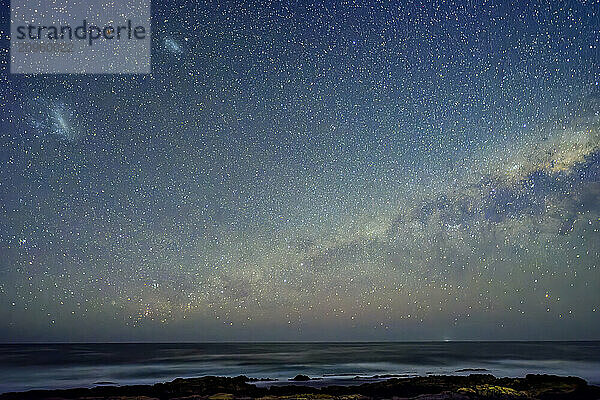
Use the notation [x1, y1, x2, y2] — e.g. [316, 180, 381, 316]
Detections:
[2, 339, 600, 345]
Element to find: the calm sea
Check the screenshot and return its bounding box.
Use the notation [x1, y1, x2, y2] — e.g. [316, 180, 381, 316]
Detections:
[1, 342, 599, 393]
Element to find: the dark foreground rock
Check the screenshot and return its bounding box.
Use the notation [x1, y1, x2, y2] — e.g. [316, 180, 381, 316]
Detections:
[289, 375, 323, 382]
[1, 374, 599, 400]
[289, 374, 312, 381]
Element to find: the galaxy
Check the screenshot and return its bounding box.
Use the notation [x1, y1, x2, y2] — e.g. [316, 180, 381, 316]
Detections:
[0, 0, 599, 342]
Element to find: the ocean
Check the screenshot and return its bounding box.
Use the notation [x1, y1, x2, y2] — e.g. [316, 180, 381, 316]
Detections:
[1, 342, 599, 394]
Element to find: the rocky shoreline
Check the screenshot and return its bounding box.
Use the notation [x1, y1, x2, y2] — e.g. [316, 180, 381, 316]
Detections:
[1, 374, 599, 400]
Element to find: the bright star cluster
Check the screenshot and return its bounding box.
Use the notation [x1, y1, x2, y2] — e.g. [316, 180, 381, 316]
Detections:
[0, 0, 599, 341]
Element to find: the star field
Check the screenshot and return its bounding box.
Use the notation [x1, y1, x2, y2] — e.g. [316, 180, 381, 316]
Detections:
[0, 0, 599, 341]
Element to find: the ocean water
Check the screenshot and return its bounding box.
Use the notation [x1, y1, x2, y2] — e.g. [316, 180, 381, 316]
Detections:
[1, 342, 599, 394]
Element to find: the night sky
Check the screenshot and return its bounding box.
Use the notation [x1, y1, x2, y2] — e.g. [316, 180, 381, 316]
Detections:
[0, 0, 599, 342]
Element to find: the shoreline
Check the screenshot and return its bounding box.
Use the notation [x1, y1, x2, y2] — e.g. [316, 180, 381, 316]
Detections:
[1, 374, 599, 400]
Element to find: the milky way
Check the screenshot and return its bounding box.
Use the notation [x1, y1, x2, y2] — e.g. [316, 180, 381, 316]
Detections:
[26, 99, 84, 142]
[0, 0, 599, 341]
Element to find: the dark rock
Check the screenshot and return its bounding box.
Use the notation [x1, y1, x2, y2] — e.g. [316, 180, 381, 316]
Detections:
[1, 374, 598, 400]
[289, 374, 311, 381]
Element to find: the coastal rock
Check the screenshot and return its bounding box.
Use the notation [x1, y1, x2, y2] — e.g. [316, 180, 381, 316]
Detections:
[1, 374, 598, 400]
[289, 375, 312, 381]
